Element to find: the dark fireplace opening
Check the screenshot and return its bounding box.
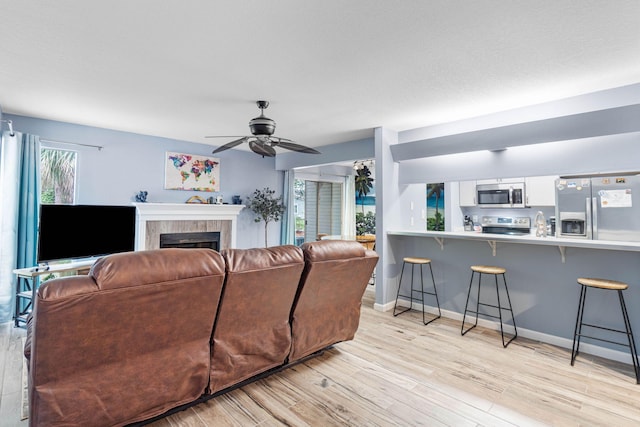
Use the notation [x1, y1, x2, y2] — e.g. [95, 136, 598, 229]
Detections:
[159, 232, 220, 251]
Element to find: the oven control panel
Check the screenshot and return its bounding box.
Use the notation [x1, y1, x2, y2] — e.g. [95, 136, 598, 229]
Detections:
[481, 216, 530, 229]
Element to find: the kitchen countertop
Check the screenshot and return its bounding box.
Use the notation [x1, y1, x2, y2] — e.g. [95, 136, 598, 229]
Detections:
[386, 230, 640, 261]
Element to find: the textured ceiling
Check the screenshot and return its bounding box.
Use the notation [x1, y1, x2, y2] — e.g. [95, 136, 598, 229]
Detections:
[1, 1, 639, 153]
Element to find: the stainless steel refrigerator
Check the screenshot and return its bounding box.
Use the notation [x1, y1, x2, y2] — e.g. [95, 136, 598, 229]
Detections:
[555, 173, 640, 242]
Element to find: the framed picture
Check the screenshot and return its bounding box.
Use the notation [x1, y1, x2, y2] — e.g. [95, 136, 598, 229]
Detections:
[426, 183, 445, 231]
[164, 152, 220, 192]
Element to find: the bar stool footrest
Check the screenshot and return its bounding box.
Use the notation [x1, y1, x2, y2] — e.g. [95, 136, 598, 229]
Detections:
[575, 333, 633, 348]
[581, 323, 630, 335]
[463, 310, 516, 323]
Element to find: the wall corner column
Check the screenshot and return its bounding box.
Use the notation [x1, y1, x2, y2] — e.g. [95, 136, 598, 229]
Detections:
[374, 127, 400, 309]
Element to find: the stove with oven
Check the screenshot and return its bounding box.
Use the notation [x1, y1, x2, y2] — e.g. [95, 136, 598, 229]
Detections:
[480, 216, 531, 235]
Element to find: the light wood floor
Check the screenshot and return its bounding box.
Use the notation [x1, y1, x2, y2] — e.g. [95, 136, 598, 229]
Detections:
[2, 290, 640, 426]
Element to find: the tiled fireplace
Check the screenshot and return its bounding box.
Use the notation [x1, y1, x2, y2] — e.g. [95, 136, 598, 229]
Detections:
[133, 203, 244, 251]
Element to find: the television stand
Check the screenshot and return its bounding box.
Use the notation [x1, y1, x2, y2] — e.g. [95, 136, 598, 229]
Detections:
[13, 259, 96, 328]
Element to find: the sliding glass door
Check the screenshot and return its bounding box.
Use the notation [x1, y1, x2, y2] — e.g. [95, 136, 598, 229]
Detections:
[296, 179, 343, 244]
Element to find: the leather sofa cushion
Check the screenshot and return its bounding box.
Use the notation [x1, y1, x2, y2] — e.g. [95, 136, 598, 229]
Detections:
[210, 245, 304, 393]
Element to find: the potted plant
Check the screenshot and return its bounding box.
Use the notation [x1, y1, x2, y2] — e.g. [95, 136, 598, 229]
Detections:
[246, 187, 286, 247]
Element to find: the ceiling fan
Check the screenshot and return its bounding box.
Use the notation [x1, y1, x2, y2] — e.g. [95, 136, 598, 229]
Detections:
[206, 100, 321, 157]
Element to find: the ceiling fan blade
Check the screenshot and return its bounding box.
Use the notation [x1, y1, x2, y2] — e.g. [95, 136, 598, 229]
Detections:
[211, 137, 248, 154]
[249, 140, 276, 157]
[274, 139, 321, 154]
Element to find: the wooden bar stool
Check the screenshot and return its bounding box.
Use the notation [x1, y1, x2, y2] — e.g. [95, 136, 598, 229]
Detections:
[393, 257, 441, 325]
[571, 277, 640, 384]
[461, 265, 517, 347]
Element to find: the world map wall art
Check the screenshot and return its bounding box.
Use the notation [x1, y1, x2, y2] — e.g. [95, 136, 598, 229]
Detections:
[164, 151, 220, 192]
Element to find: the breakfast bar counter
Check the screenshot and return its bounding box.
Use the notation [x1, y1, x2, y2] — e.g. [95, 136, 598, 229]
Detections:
[387, 230, 640, 262]
[382, 229, 640, 365]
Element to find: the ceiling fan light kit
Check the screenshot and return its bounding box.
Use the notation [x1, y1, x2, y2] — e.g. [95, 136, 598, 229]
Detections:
[207, 101, 321, 157]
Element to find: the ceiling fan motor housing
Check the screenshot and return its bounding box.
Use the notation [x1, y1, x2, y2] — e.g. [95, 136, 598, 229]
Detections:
[249, 115, 276, 136]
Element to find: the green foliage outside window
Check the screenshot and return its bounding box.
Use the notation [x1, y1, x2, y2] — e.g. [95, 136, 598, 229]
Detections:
[41, 188, 56, 204]
[356, 211, 376, 235]
[40, 148, 76, 204]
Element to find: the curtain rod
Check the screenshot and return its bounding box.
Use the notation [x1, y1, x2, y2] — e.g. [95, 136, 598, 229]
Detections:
[39, 138, 103, 151]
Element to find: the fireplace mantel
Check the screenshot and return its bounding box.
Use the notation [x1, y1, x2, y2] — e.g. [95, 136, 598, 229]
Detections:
[133, 203, 244, 250]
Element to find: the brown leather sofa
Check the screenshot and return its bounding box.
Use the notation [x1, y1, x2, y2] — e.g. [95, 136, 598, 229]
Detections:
[24, 240, 378, 426]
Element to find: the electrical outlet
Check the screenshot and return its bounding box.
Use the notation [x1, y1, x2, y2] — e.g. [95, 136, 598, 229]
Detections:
[472, 215, 478, 223]
[410, 216, 414, 226]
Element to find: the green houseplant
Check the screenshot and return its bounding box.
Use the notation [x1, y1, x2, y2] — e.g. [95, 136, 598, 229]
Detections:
[246, 187, 286, 247]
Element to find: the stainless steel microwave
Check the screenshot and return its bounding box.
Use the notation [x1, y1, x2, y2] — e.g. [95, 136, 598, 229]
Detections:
[476, 182, 526, 208]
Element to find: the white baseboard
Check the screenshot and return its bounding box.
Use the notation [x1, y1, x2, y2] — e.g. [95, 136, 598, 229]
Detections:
[372, 299, 635, 365]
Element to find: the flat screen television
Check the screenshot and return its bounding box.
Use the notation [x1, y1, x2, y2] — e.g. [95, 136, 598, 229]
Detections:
[37, 204, 136, 263]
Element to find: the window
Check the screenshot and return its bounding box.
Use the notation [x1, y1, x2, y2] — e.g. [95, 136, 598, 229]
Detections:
[303, 180, 343, 242]
[294, 178, 305, 245]
[40, 148, 77, 204]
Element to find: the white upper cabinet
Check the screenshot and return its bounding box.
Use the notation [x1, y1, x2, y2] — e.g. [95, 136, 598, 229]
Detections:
[476, 177, 525, 185]
[525, 175, 558, 206]
[459, 180, 477, 206]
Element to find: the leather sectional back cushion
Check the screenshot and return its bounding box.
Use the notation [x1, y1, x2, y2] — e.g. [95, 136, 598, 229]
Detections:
[210, 245, 304, 393]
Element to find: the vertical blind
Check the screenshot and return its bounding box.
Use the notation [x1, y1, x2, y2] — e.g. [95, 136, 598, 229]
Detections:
[304, 181, 343, 241]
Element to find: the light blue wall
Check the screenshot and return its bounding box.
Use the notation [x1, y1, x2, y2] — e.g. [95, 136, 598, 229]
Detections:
[5, 114, 283, 249]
